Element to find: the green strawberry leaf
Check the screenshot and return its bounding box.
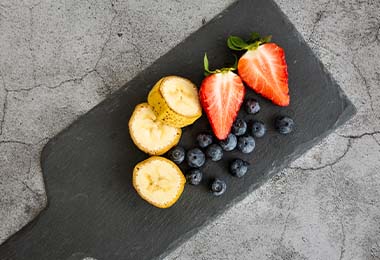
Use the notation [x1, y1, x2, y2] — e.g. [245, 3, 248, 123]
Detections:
[227, 36, 248, 50]
[261, 35, 272, 43]
[227, 38, 241, 51]
[228, 32, 272, 51]
[249, 32, 261, 43]
[230, 36, 248, 48]
[204, 53, 212, 76]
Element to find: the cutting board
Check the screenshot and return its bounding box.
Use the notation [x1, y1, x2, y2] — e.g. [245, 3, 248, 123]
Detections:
[0, 0, 355, 259]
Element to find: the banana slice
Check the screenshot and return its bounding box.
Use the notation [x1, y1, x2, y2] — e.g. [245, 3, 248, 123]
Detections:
[129, 103, 181, 155]
[133, 156, 186, 208]
[148, 76, 202, 128]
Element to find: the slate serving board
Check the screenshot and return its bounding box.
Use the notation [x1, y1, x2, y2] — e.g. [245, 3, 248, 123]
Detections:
[0, 0, 355, 259]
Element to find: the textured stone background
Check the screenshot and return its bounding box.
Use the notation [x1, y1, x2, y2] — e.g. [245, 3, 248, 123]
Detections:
[0, 0, 379, 259]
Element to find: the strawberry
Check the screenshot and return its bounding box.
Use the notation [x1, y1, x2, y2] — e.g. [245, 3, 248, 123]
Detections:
[199, 54, 245, 140]
[227, 33, 290, 106]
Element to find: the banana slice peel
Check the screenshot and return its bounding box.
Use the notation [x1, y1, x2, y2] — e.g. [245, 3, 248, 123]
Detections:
[129, 103, 181, 155]
[133, 156, 186, 208]
[148, 76, 202, 128]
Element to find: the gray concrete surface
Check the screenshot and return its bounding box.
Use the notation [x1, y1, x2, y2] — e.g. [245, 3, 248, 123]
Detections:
[0, 0, 379, 259]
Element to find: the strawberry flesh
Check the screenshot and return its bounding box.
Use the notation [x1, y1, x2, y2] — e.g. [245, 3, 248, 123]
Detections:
[238, 43, 289, 106]
[199, 71, 245, 140]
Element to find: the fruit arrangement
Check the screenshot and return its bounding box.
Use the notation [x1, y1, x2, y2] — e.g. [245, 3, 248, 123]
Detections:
[128, 33, 295, 208]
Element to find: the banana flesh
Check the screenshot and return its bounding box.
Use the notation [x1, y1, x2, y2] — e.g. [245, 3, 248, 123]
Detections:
[133, 156, 186, 208]
[161, 77, 201, 117]
[128, 103, 181, 155]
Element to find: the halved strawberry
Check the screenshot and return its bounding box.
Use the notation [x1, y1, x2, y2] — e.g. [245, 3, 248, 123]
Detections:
[199, 54, 245, 140]
[227, 33, 290, 106]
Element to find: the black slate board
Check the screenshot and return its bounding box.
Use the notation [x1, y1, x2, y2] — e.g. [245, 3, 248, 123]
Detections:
[0, 0, 355, 259]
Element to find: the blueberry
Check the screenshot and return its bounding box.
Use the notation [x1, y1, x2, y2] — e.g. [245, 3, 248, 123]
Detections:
[275, 116, 294, 135]
[186, 169, 203, 185]
[219, 133, 237, 151]
[251, 120, 266, 138]
[229, 159, 249, 178]
[167, 146, 185, 164]
[197, 133, 213, 148]
[210, 179, 227, 196]
[206, 144, 223, 161]
[237, 135, 255, 154]
[244, 98, 260, 114]
[231, 118, 247, 136]
[186, 148, 206, 168]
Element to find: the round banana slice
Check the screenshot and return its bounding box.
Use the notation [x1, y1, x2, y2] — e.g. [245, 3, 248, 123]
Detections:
[129, 103, 181, 155]
[133, 156, 186, 208]
[148, 76, 202, 128]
